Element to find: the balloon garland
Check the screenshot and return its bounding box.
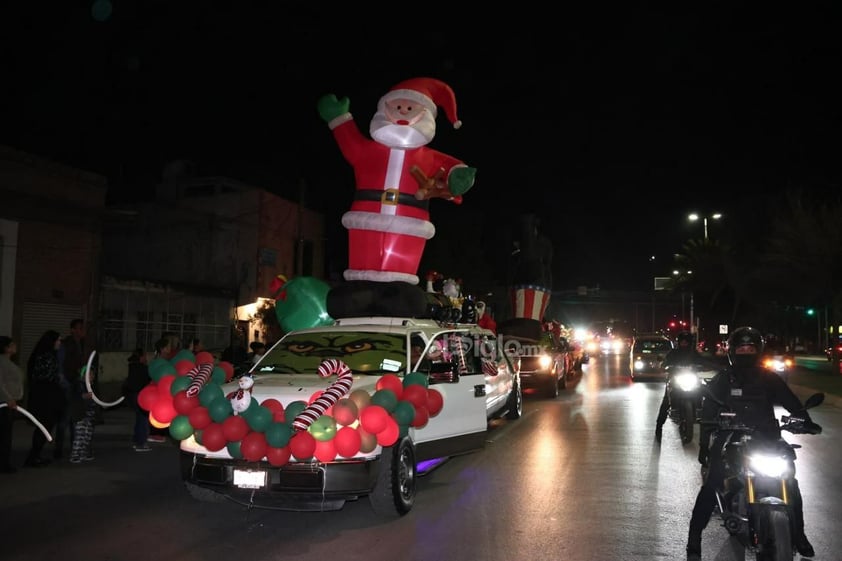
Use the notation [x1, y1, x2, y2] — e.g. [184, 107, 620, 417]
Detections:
[137, 351, 446, 466]
[0, 403, 53, 441]
[84, 350, 125, 407]
[292, 359, 353, 431]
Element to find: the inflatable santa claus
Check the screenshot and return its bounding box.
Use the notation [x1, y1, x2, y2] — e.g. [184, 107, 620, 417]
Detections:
[317, 77, 476, 285]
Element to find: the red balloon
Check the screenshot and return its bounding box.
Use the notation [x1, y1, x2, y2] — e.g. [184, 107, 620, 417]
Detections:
[151, 399, 178, 424]
[376, 374, 404, 400]
[266, 446, 291, 467]
[173, 390, 200, 415]
[272, 410, 286, 423]
[138, 383, 159, 411]
[308, 390, 323, 404]
[261, 398, 284, 414]
[218, 361, 235, 382]
[289, 431, 316, 460]
[410, 405, 430, 428]
[222, 415, 250, 442]
[241, 432, 268, 462]
[175, 359, 196, 376]
[334, 426, 362, 457]
[426, 388, 444, 417]
[333, 398, 359, 426]
[401, 384, 429, 411]
[202, 423, 227, 451]
[194, 351, 215, 365]
[359, 405, 388, 434]
[314, 438, 337, 462]
[188, 406, 212, 430]
[376, 416, 399, 447]
[157, 375, 176, 399]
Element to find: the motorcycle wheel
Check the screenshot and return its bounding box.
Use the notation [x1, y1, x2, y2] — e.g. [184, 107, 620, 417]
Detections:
[679, 401, 695, 444]
[755, 507, 793, 561]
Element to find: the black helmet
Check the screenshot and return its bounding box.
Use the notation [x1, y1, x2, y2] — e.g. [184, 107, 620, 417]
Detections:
[727, 326, 765, 367]
[676, 331, 694, 348]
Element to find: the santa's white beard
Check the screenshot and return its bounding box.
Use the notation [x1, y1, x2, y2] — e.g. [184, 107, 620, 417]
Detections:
[370, 112, 435, 148]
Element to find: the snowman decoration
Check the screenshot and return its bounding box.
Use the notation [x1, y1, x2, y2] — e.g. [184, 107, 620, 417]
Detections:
[227, 374, 254, 414]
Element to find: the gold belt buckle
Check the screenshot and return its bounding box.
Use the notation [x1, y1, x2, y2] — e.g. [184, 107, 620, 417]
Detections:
[381, 188, 399, 205]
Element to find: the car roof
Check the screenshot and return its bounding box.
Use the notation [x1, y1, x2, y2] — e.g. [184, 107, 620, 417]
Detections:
[287, 317, 495, 339]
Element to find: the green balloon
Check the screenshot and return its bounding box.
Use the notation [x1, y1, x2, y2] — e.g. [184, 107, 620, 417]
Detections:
[211, 366, 226, 384]
[198, 384, 224, 407]
[148, 357, 175, 382]
[265, 422, 293, 448]
[403, 372, 428, 388]
[284, 400, 308, 424]
[171, 349, 196, 365]
[194, 429, 203, 445]
[308, 415, 337, 442]
[170, 376, 192, 395]
[169, 415, 194, 440]
[208, 397, 233, 422]
[392, 401, 416, 425]
[227, 441, 242, 459]
[274, 276, 334, 332]
[371, 389, 398, 412]
[399, 423, 410, 438]
[246, 406, 273, 432]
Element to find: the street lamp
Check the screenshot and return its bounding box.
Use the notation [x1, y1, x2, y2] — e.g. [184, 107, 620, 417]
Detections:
[688, 212, 722, 240]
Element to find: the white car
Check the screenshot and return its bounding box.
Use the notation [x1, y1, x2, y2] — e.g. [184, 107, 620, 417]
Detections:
[179, 316, 522, 517]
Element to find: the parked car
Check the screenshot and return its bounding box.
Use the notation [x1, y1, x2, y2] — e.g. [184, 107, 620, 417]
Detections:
[826, 341, 842, 362]
[503, 334, 578, 398]
[629, 334, 674, 381]
[179, 316, 522, 517]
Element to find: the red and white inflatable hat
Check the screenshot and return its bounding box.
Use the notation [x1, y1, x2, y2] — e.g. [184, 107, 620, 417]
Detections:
[382, 77, 462, 129]
[511, 285, 551, 322]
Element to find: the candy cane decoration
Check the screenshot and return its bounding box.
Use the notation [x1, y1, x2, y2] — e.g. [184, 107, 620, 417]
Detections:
[84, 350, 125, 407]
[186, 362, 215, 397]
[0, 403, 52, 441]
[292, 359, 354, 432]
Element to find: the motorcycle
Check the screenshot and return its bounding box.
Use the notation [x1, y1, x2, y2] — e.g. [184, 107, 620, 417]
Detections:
[703, 392, 824, 561]
[663, 363, 716, 444]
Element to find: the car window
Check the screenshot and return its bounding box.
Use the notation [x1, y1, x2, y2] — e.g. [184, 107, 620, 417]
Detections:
[637, 339, 672, 353]
[255, 331, 407, 375]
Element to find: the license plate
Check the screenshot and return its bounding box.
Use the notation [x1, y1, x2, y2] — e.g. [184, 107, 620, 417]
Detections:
[233, 469, 267, 489]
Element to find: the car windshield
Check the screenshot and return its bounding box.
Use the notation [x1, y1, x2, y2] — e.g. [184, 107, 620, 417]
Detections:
[253, 331, 407, 375]
[639, 340, 672, 353]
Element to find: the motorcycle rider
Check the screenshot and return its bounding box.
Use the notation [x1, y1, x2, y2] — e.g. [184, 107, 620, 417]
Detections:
[686, 326, 821, 559]
[654, 331, 718, 440]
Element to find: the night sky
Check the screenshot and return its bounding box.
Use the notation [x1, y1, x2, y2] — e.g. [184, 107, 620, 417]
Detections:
[2, 2, 841, 291]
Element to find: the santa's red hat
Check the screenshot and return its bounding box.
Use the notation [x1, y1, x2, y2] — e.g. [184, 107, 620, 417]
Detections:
[383, 77, 462, 129]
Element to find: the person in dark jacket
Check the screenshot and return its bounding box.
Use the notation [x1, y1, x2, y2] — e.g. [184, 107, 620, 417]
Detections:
[654, 331, 720, 439]
[686, 326, 820, 559]
[24, 330, 65, 467]
[124, 349, 151, 451]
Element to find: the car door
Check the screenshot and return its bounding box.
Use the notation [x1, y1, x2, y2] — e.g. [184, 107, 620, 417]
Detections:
[412, 330, 487, 445]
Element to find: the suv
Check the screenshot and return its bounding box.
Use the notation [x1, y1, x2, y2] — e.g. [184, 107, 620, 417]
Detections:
[179, 316, 522, 517]
[504, 335, 579, 398]
[629, 334, 674, 381]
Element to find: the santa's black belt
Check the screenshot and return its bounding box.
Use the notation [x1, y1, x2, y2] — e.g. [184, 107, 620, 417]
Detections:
[354, 188, 429, 210]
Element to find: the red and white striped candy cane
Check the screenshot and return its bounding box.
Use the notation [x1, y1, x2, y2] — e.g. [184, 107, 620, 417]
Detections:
[292, 359, 353, 432]
[186, 363, 215, 397]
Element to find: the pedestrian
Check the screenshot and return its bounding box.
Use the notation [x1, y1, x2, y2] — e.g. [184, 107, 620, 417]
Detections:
[24, 330, 65, 467]
[147, 334, 180, 443]
[123, 348, 151, 451]
[69, 354, 97, 464]
[249, 341, 266, 365]
[0, 336, 25, 473]
[56, 318, 87, 458]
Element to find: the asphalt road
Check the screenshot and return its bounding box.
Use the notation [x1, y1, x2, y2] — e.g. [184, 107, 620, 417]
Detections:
[1, 356, 840, 561]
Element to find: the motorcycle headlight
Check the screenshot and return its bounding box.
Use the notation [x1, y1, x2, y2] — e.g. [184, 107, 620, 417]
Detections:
[747, 454, 790, 478]
[539, 355, 552, 369]
[674, 372, 700, 391]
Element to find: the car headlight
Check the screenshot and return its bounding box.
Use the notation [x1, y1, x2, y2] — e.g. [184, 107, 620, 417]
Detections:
[748, 453, 791, 478]
[539, 355, 552, 369]
[673, 372, 700, 391]
[633, 359, 644, 371]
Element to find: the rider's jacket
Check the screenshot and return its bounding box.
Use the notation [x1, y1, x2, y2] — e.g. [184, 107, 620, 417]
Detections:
[701, 365, 807, 440]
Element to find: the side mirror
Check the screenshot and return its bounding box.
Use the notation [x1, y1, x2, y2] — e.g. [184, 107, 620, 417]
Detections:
[804, 392, 825, 409]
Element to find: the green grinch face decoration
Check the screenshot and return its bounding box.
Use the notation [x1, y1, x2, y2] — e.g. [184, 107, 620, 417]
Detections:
[258, 332, 407, 375]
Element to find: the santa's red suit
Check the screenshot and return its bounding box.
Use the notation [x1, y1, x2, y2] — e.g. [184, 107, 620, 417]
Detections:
[327, 78, 468, 285]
